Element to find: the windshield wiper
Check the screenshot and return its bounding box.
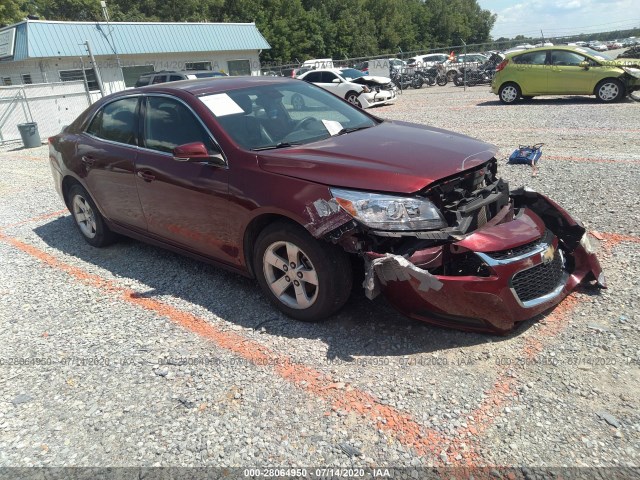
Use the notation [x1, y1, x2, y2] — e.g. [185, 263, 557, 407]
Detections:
[252, 142, 302, 151]
[335, 125, 373, 136]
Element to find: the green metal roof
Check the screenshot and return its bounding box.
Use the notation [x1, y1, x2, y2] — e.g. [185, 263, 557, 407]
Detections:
[1, 20, 271, 61]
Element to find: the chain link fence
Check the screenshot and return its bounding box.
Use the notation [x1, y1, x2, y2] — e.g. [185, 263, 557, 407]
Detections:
[0, 81, 92, 147]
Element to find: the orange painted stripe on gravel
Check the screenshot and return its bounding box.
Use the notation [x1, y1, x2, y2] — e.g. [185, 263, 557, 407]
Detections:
[545, 155, 640, 165]
[445, 294, 581, 465]
[0, 231, 457, 464]
[0, 209, 67, 230]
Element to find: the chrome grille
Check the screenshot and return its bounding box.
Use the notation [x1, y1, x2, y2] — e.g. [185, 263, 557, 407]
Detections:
[511, 249, 564, 303]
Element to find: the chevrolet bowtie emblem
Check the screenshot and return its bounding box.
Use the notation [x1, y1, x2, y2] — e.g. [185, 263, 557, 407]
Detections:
[542, 245, 555, 265]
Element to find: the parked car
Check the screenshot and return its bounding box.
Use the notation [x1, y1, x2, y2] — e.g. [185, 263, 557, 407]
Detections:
[446, 53, 489, 80]
[492, 46, 640, 103]
[135, 70, 227, 87]
[298, 68, 397, 108]
[48, 76, 604, 333]
[406, 53, 449, 69]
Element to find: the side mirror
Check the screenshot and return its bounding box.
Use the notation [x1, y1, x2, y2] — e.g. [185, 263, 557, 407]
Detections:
[579, 61, 590, 69]
[332, 78, 341, 83]
[173, 142, 225, 166]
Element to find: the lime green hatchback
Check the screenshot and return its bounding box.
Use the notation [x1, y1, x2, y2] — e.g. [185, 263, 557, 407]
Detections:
[491, 46, 640, 104]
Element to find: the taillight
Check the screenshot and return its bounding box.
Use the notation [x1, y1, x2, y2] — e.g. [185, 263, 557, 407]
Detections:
[496, 59, 509, 72]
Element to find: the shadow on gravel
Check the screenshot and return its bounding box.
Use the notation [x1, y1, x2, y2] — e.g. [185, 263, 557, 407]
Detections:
[34, 216, 540, 360]
[476, 96, 638, 107]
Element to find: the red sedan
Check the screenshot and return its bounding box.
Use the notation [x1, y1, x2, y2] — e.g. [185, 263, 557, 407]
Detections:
[49, 77, 604, 333]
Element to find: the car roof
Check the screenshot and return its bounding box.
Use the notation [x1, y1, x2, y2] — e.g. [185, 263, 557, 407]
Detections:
[505, 45, 596, 58]
[126, 76, 303, 96]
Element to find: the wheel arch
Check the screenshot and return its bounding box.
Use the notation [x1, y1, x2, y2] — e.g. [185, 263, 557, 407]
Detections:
[243, 213, 310, 278]
[61, 175, 83, 209]
[593, 77, 626, 96]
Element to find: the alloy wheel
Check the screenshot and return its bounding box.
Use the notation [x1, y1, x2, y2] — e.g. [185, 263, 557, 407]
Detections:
[263, 241, 319, 309]
[72, 194, 97, 239]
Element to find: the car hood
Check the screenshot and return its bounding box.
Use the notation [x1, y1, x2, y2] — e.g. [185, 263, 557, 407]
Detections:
[257, 120, 498, 193]
[351, 75, 392, 86]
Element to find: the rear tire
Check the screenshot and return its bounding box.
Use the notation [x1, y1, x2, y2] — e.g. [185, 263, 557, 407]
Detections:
[499, 82, 521, 104]
[595, 79, 624, 102]
[253, 221, 353, 322]
[67, 184, 116, 247]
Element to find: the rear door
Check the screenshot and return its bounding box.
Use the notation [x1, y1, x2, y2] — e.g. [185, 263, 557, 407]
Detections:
[134, 95, 233, 263]
[79, 96, 147, 230]
[510, 50, 549, 94]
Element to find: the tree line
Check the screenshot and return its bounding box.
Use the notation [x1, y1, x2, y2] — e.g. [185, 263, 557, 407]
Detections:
[1, 0, 496, 63]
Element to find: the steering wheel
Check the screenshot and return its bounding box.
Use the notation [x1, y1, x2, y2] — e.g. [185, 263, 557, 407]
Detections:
[291, 116, 320, 132]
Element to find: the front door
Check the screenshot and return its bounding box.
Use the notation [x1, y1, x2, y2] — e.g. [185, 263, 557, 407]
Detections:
[135, 95, 233, 264]
[547, 50, 596, 94]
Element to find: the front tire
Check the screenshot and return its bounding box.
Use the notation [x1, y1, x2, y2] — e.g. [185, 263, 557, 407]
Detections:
[595, 79, 624, 102]
[253, 222, 353, 322]
[499, 82, 521, 104]
[67, 184, 115, 247]
[345, 91, 362, 108]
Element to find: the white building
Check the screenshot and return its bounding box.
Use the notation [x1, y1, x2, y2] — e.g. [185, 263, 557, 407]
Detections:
[0, 19, 271, 100]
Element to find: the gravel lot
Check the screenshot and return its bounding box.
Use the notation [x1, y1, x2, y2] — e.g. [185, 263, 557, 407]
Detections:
[0, 84, 638, 475]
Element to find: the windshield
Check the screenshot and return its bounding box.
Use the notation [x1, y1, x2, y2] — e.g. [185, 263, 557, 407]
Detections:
[575, 47, 614, 61]
[339, 68, 366, 80]
[201, 81, 377, 150]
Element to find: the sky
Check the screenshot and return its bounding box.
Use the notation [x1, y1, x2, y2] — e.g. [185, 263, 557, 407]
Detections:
[478, 0, 639, 39]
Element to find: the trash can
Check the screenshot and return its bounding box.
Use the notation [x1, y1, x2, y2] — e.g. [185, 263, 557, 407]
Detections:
[17, 122, 41, 149]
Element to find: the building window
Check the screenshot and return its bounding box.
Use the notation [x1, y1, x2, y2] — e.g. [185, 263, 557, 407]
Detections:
[2, 77, 12, 86]
[122, 65, 155, 88]
[227, 59, 251, 76]
[59, 68, 99, 91]
[185, 61, 211, 71]
[22, 74, 33, 85]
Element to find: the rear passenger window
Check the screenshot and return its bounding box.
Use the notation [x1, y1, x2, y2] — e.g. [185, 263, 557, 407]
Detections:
[152, 75, 166, 84]
[86, 97, 138, 145]
[513, 51, 547, 65]
[169, 75, 184, 81]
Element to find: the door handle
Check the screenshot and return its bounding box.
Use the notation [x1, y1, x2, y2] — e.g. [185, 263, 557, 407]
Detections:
[137, 170, 156, 182]
[81, 155, 95, 166]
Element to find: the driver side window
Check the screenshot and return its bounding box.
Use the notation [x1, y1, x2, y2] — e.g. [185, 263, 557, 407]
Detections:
[551, 51, 586, 66]
[143, 97, 215, 154]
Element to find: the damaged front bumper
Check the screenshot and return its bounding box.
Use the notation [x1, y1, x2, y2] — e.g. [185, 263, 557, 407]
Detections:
[361, 189, 604, 333]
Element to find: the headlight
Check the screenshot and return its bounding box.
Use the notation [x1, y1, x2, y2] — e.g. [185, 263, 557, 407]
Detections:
[330, 188, 447, 231]
[622, 67, 640, 79]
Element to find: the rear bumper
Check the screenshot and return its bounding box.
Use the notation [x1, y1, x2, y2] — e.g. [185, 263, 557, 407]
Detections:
[369, 191, 604, 333]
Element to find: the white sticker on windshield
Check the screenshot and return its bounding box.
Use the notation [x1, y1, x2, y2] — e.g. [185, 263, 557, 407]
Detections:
[199, 93, 244, 117]
[322, 119, 343, 136]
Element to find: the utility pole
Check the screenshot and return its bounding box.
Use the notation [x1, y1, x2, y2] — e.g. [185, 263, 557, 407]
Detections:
[461, 39, 467, 92]
[84, 41, 105, 97]
[101, 0, 125, 91]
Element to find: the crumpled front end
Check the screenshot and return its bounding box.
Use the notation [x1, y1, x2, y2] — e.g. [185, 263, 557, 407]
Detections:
[351, 77, 398, 108]
[311, 158, 604, 333]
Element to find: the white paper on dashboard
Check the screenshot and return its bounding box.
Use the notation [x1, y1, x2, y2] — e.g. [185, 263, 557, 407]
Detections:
[199, 93, 244, 117]
[322, 119, 343, 136]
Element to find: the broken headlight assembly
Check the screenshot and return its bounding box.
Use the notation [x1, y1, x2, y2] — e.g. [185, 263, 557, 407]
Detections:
[330, 188, 447, 231]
